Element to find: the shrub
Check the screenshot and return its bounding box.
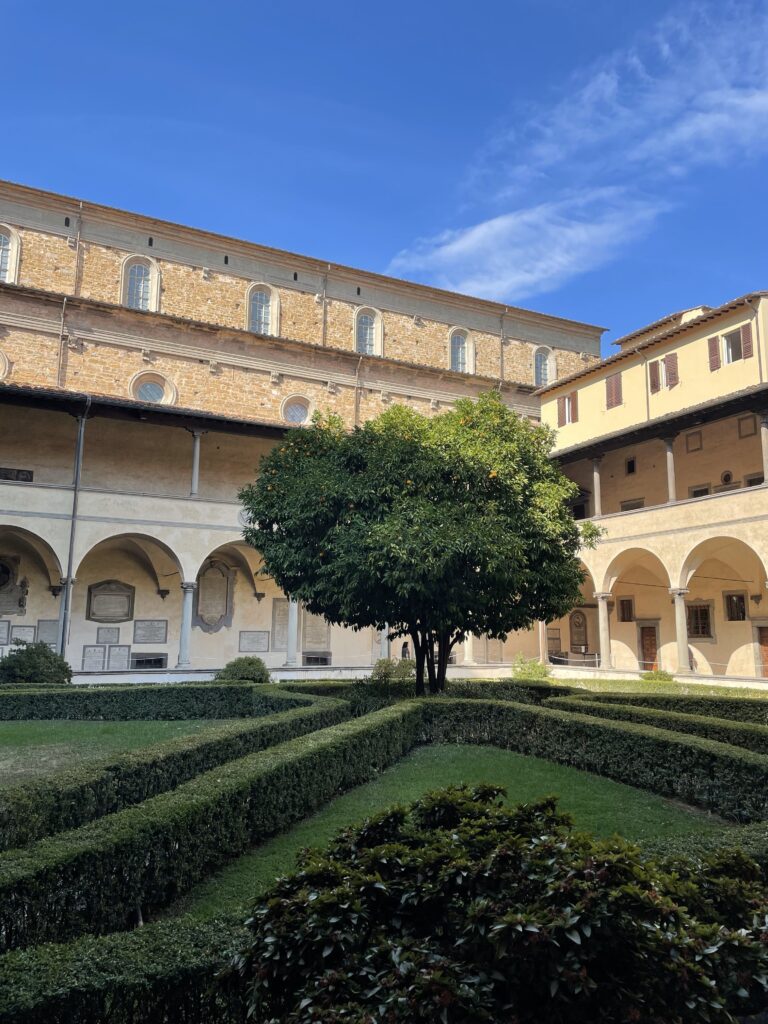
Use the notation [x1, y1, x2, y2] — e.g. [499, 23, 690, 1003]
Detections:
[214, 656, 270, 685]
[230, 786, 768, 1023]
[573, 691, 768, 725]
[510, 652, 551, 680]
[0, 641, 72, 687]
[0, 702, 424, 952]
[369, 657, 416, 685]
[0, 692, 349, 851]
[641, 668, 675, 682]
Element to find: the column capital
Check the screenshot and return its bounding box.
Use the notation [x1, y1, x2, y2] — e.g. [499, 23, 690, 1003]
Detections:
[187, 427, 208, 437]
[593, 591, 611, 602]
[181, 581, 198, 592]
[669, 587, 689, 598]
[592, 455, 603, 466]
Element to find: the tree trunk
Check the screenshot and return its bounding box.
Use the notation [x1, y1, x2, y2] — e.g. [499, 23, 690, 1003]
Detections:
[411, 631, 426, 697]
[425, 635, 439, 695]
[435, 629, 452, 693]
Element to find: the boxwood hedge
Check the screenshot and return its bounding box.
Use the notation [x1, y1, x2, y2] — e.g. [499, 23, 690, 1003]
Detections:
[547, 696, 768, 754]
[567, 691, 768, 725]
[0, 682, 298, 721]
[282, 677, 575, 706]
[0, 702, 424, 952]
[0, 691, 348, 851]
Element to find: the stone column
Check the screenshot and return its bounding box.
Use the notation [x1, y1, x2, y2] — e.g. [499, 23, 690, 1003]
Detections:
[760, 414, 768, 483]
[594, 592, 612, 669]
[176, 582, 196, 668]
[463, 633, 476, 665]
[670, 588, 691, 675]
[379, 624, 390, 660]
[592, 457, 603, 517]
[537, 620, 548, 665]
[285, 600, 299, 667]
[190, 430, 204, 497]
[664, 436, 677, 503]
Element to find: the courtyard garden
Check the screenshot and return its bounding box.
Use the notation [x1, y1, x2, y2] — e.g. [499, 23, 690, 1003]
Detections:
[1, 674, 768, 1022]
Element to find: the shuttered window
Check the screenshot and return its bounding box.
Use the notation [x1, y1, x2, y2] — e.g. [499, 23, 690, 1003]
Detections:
[742, 322, 754, 359]
[556, 392, 578, 426]
[606, 373, 622, 409]
[665, 352, 679, 387]
[708, 335, 721, 371]
[649, 360, 660, 394]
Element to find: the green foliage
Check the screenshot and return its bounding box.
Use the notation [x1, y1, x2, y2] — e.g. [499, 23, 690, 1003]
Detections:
[0, 681, 294, 721]
[549, 697, 768, 755]
[573, 691, 768, 725]
[511, 652, 552, 680]
[240, 392, 595, 693]
[641, 668, 676, 682]
[0, 703, 423, 952]
[231, 786, 768, 1023]
[214, 656, 271, 684]
[424, 698, 768, 822]
[0, 641, 72, 687]
[0, 692, 347, 851]
[369, 657, 416, 685]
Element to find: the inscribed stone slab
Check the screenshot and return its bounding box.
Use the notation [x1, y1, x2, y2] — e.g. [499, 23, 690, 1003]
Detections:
[82, 645, 106, 671]
[97, 627, 120, 645]
[239, 630, 269, 653]
[134, 620, 168, 644]
[107, 645, 131, 670]
[10, 625, 36, 644]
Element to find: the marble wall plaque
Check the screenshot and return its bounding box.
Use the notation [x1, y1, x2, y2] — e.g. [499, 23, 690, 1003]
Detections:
[11, 625, 36, 644]
[37, 620, 59, 645]
[82, 645, 106, 671]
[87, 580, 135, 623]
[107, 645, 131, 670]
[0, 621, 9, 645]
[302, 611, 330, 651]
[97, 626, 120, 645]
[272, 599, 288, 652]
[239, 630, 269, 653]
[134, 620, 168, 644]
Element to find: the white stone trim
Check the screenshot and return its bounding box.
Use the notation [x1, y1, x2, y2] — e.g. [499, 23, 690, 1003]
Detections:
[0, 223, 21, 284]
[533, 345, 556, 387]
[119, 254, 161, 312]
[354, 306, 383, 356]
[280, 393, 313, 425]
[0, 349, 9, 381]
[246, 282, 280, 337]
[448, 326, 475, 374]
[128, 369, 178, 406]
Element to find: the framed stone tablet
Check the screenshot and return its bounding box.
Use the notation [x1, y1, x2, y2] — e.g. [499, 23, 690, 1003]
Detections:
[97, 626, 120, 645]
[107, 645, 131, 670]
[194, 560, 235, 633]
[11, 625, 36, 644]
[0, 621, 9, 645]
[302, 610, 330, 651]
[82, 645, 106, 671]
[134, 620, 168, 644]
[239, 630, 269, 653]
[37, 620, 59, 646]
[87, 580, 135, 623]
[271, 598, 289, 652]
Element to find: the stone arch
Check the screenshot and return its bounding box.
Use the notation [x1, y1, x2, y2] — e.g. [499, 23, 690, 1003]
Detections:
[601, 547, 672, 593]
[0, 525, 63, 588]
[678, 536, 768, 591]
[75, 533, 184, 588]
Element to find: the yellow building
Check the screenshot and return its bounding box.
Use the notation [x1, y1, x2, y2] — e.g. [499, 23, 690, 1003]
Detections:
[540, 293, 768, 680]
[0, 181, 602, 680]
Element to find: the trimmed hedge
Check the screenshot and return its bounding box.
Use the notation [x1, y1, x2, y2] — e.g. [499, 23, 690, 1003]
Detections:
[282, 677, 576, 706]
[0, 692, 348, 851]
[424, 698, 768, 823]
[547, 696, 768, 755]
[569, 691, 768, 725]
[0, 702, 424, 953]
[0, 682, 299, 721]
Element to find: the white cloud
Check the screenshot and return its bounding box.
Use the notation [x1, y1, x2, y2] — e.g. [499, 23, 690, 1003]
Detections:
[389, 1, 768, 302]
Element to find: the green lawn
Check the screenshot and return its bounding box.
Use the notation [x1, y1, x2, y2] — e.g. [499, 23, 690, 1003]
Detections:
[0, 719, 238, 784]
[168, 743, 728, 922]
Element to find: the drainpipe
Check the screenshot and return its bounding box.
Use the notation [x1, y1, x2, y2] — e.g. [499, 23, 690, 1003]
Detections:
[354, 356, 363, 427]
[499, 312, 505, 382]
[320, 267, 329, 346]
[72, 201, 84, 296]
[59, 395, 91, 657]
[56, 296, 68, 387]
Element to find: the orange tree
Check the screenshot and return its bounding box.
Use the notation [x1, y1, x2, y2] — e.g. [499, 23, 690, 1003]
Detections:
[239, 392, 596, 694]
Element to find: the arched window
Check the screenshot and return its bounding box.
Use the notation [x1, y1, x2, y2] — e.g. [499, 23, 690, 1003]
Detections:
[0, 224, 21, 284]
[120, 255, 159, 312]
[246, 283, 279, 336]
[450, 331, 468, 373]
[355, 307, 381, 356]
[534, 347, 554, 387]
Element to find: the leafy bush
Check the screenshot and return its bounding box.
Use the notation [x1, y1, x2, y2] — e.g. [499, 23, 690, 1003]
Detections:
[0, 641, 72, 687]
[511, 652, 551, 680]
[231, 786, 768, 1023]
[572, 691, 768, 725]
[0, 692, 348, 851]
[641, 668, 675, 682]
[214, 656, 270, 685]
[0, 681, 293, 720]
[0, 702, 423, 952]
[369, 657, 416, 685]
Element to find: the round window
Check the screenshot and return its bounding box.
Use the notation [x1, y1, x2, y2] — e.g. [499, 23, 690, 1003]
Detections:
[137, 380, 165, 403]
[283, 398, 310, 424]
[130, 372, 176, 406]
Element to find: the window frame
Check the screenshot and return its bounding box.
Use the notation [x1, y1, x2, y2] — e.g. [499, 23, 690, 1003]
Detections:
[246, 282, 280, 337]
[723, 591, 748, 623]
[355, 306, 383, 356]
[723, 329, 743, 365]
[281, 394, 312, 425]
[120, 254, 160, 312]
[533, 346, 554, 387]
[688, 484, 711, 498]
[449, 328, 474, 374]
[618, 597, 635, 623]
[0, 223, 21, 285]
[129, 370, 177, 406]
[686, 601, 714, 641]
[620, 498, 645, 512]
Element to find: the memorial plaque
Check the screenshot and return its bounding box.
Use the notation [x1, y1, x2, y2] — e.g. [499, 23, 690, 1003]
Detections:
[272, 599, 289, 652]
[0, 621, 9, 645]
[107, 645, 131, 670]
[97, 627, 120, 645]
[239, 630, 269, 653]
[11, 625, 36, 644]
[87, 580, 135, 623]
[37, 620, 59, 646]
[82, 645, 106, 671]
[134, 620, 168, 644]
[302, 611, 330, 651]
[198, 574, 228, 620]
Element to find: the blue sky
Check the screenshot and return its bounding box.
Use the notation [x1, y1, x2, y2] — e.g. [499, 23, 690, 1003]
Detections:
[3, 0, 767, 351]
